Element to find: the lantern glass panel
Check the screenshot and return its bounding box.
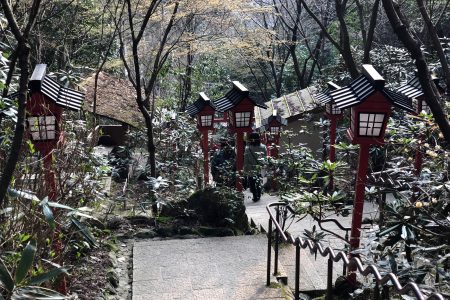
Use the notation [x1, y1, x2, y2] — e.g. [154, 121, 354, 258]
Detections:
[422, 103, 431, 114]
[414, 98, 431, 114]
[28, 115, 57, 141]
[413, 98, 419, 112]
[332, 105, 341, 115]
[235, 112, 251, 127]
[270, 126, 280, 134]
[358, 113, 385, 137]
[200, 115, 213, 127]
[326, 103, 341, 115]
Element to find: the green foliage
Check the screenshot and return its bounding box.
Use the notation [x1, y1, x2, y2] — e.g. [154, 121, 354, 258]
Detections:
[0, 240, 67, 299]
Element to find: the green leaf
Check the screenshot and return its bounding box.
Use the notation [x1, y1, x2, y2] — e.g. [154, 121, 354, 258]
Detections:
[46, 202, 74, 211]
[0, 258, 15, 292]
[28, 267, 68, 286]
[71, 218, 97, 247]
[12, 286, 65, 299]
[15, 240, 37, 285]
[41, 203, 56, 230]
[7, 189, 40, 202]
[377, 224, 401, 237]
[67, 211, 97, 220]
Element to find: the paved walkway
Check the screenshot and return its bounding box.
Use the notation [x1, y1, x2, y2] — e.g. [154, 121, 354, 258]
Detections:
[132, 235, 285, 300]
[131, 188, 381, 299]
[244, 190, 379, 292]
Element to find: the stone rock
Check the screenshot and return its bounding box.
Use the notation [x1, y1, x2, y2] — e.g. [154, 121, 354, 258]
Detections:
[86, 217, 106, 230]
[198, 226, 235, 237]
[106, 216, 127, 230]
[125, 215, 154, 226]
[107, 268, 120, 288]
[108, 252, 118, 268]
[105, 282, 117, 295]
[155, 225, 175, 237]
[186, 187, 250, 233]
[177, 226, 197, 235]
[134, 229, 157, 239]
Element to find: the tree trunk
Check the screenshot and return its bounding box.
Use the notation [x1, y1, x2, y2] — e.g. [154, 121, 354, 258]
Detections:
[363, 0, 380, 63]
[0, 0, 40, 206]
[416, 0, 450, 93]
[180, 47, 193, 112]
[145, 118, 157, 177]
[0, 44, 30, 206]
[382, 0, 450, 145]
[300, 0, 360, 79]
[335, 0, 359, 78]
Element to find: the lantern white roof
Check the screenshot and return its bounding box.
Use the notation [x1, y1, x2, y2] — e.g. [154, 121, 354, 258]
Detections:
[29, 64, 85, 111]
[214, 81, 267, 112]
[331, 65, 414, 113]
[397, 75, 443, 100]
[186, 92, 215, 117]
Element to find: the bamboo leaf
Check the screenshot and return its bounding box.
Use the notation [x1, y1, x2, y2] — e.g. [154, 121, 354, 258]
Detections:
[42, 204, 56, 230]
[0, 258, 15, 292]
[15, 240, 36, 285]
[71, 218, 97, 247]
[12, 286, 65, 299]
[28, 267, 68, 286]
[47, 202, 74, 211]
[7, 188, 40, 202]
[377, 224, 401, 237]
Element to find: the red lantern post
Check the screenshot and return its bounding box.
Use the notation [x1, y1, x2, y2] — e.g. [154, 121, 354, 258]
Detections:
[186, 93, 216, 187]
[398, 75, 443, 176]
[26, 96, 62, 201]
[323, 82, 343, 164]
[257, 110, 287, 158]
[331, 65, 413, 280]
[317, 82, 343, 191]
[26, 64, 85, 294]
[215, 81, 267, 191]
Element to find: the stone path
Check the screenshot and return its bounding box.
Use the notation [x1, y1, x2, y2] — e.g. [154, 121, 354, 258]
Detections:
[131, 187, 382, 299]
[244, 190, 379, 292]
[132, 235, 285, 300]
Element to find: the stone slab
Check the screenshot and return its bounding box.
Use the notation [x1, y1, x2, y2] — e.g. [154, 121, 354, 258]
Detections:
[132, 235, 284, 300]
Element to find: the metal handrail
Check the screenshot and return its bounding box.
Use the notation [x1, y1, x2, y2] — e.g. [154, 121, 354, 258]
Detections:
[266, 201, 445, 300]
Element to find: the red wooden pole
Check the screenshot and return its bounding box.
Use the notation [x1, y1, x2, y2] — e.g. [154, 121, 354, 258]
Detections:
[42, 148, 67, 295]
[348, 144, 370, 278]
[235, 132, 244, 191]
[270, 144, 279, 158]
[328, 117, 337, 191]
[329, 117, 337, 163]
[43, 150, 57, 201]
[202, 130, 209, 186]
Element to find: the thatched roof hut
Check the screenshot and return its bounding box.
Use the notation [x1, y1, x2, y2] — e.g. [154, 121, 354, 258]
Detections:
[82, 72, 144, 128]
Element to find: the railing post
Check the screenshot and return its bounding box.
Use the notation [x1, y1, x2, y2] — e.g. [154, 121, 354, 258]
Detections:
[267, 218, 272, 286]
[373, 282, 380, 300]
[274, 206, 280, 275]
[295, 242, 300, 300]
[343, 233, 348, 276]
[282, 206, 288, 231]
[327, 257, 333, 300]
[382, 285, 389, 299]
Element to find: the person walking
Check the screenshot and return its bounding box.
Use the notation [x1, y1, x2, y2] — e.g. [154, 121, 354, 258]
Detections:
[211, 138, 236, 187]
[244, 132, 267, 202]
